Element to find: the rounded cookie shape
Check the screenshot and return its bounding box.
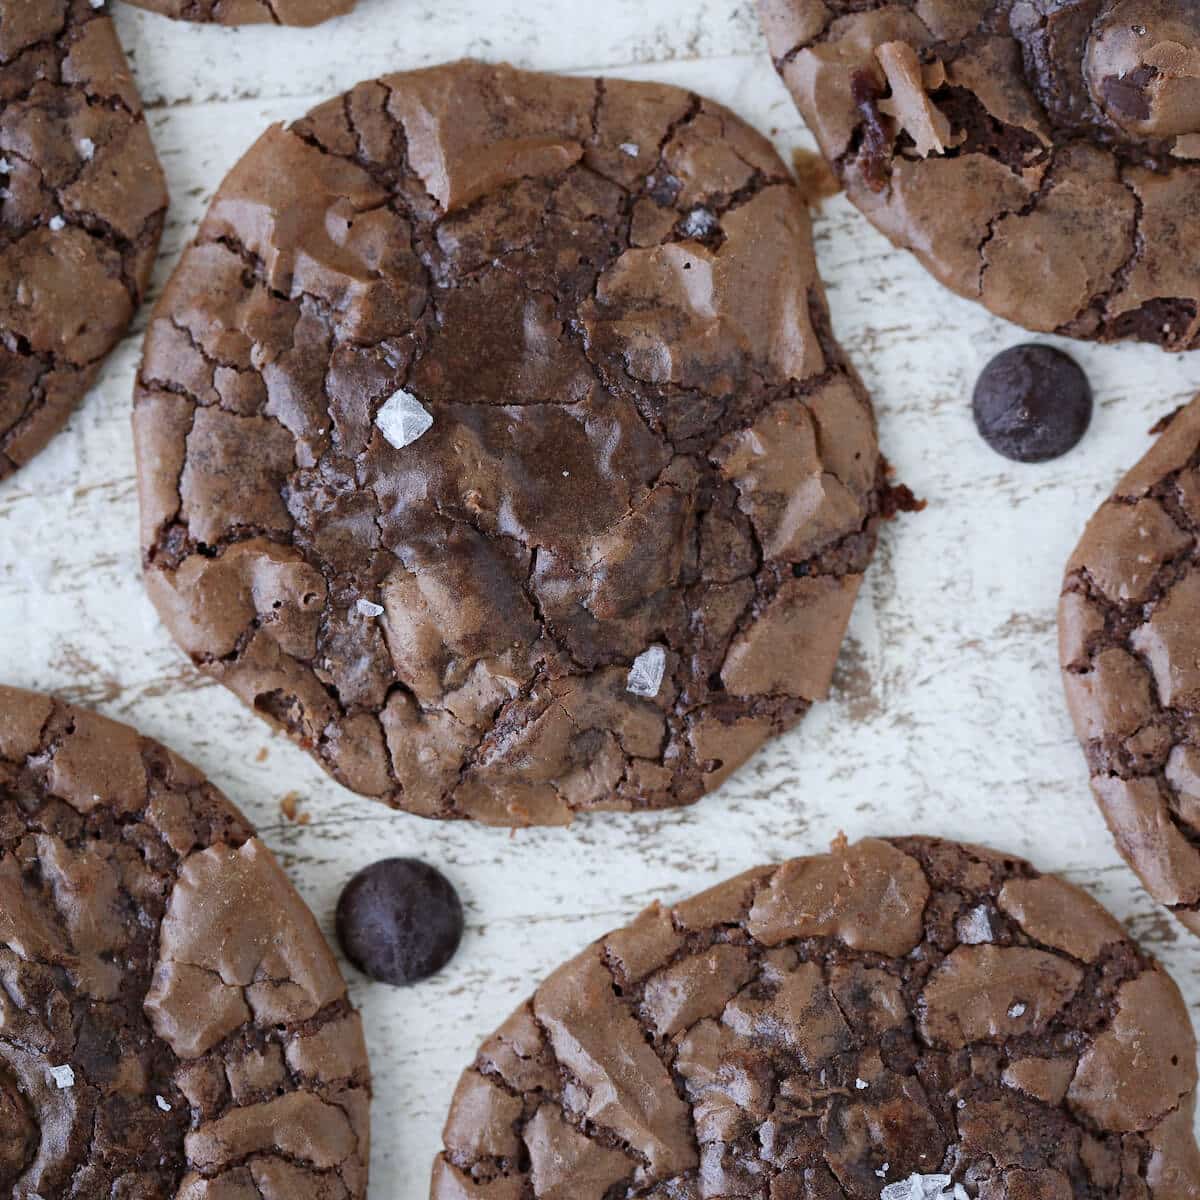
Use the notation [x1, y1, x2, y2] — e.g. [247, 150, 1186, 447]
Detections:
[759, 0, 1200, 350]
[123, 0, 354, 27]
[1060, 393, 1200, 936]
[0, 0, 167, 481]
[133, 60, 884, 825]
[0, 685, 370, 1198]
[432, 836, 1199, 1198]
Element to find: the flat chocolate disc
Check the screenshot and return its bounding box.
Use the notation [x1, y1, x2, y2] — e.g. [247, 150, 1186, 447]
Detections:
[0, 0, 167, 480]
[1062, 393, 1200, 937]
[760, 0, 1200, 350]
[0, 685, 371, 1197]
[134, 60, 885, 825]
[433, 836, 1199, 1197]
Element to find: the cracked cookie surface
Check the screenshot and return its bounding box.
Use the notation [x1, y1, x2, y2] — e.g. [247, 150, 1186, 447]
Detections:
[0, 684, 371, 1198]
[0, 0, 167, 481]
[133, 59, 884, 826]
[433, 836, 1199, 1199]
[759, 0, 1200, 350]
[1061, 394, 1200, 938]
[124, 0, 354, 27]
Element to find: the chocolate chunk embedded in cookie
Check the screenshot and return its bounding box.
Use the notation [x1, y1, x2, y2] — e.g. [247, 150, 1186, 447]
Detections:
[134, 60, 885, 825]
[124, 0, 354, 26]
[432, 836, 1199, 1197]
[759, 0, 1200, 350]
[0, 684, 371, 1197]
[1061, 394, 1200, 936]
[0, 0, 167, 481]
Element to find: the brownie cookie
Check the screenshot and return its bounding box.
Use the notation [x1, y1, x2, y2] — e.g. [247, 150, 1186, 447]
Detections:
[1060, 394, 1200, 936]
[123, 0, 354, 26]
[0, 684, 370, 1197]
[433, 836, 1199, 1197]
[759, 0, 1200, 350]
[0, 0, 167, 481]
[133, 60, 885, 825]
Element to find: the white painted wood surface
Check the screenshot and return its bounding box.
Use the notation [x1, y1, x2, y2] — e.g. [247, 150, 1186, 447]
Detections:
[2, 0, 1199, 1191]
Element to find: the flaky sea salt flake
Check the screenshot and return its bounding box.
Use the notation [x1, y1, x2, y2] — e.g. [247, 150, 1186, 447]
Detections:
[79, 138, 95, 161]
[1008, 1002, 1027, 1018]
[48, 1064, 75, 1089]
[155, 1095, 172, 1112]
[48, 215, 65, 232]
[680, 206, 719, 240]
[627, 645, 666, 699]
[620, 142, 640, 158]
[375, 389, 433, 450]
[855, 1078, 869, 1090]
[356, 598, 384, 618]
[881, 1175, 969, 1200]
[958, 905, 993, 945]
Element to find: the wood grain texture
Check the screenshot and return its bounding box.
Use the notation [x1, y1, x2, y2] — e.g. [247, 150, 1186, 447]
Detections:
[0, 0, 1198, 1191]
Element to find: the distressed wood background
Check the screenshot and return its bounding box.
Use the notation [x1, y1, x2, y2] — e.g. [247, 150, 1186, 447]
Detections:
[2, 0, 1199, 1191]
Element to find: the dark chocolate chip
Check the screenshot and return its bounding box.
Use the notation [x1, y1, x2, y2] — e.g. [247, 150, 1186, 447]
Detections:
[336, 858, 464, 986]
[972, 344, 1092, 463]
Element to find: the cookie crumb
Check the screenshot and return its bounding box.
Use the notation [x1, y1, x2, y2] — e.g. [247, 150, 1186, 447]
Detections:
[255, 746, 268, 762]
[280, 791, 302, 822]
[792, 147, 841, 205]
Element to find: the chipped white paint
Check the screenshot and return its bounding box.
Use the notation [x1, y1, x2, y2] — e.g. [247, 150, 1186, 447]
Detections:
[47, 1064, 74, 1089]
[374, 389, 433, 450]
[0, 2, 1195, 1195]
[627, 644, 667, 698]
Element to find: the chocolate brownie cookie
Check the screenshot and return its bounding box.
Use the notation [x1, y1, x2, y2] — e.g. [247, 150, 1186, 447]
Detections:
[0, 684, 370, 1197]
[1060, 394, 1200, 937]
[133, 60, 885, 825]
[124, 0, 354, 26]
[760, 0, 1200, 350]
[433, 836, 1199, 1197]
[0, 0, 167, 481]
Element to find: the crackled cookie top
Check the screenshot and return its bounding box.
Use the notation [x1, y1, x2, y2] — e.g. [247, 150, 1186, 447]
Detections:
[433, 836, 1198, 1198]
[759, 0, 1200, 350]
[134, 60, 884, 825]
[1061, 394, 1200, 937]
[0, 0, 167, 481]
[0, 685, 370, 1198]
[124, 0, 354, 26]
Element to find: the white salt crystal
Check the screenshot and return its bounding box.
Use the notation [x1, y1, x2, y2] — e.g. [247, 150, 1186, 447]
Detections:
[356, 598, 384, 618]
[627, 645, 666, 698]
[48, 1064, 75, 1089]
[375, 389, 432, 449]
